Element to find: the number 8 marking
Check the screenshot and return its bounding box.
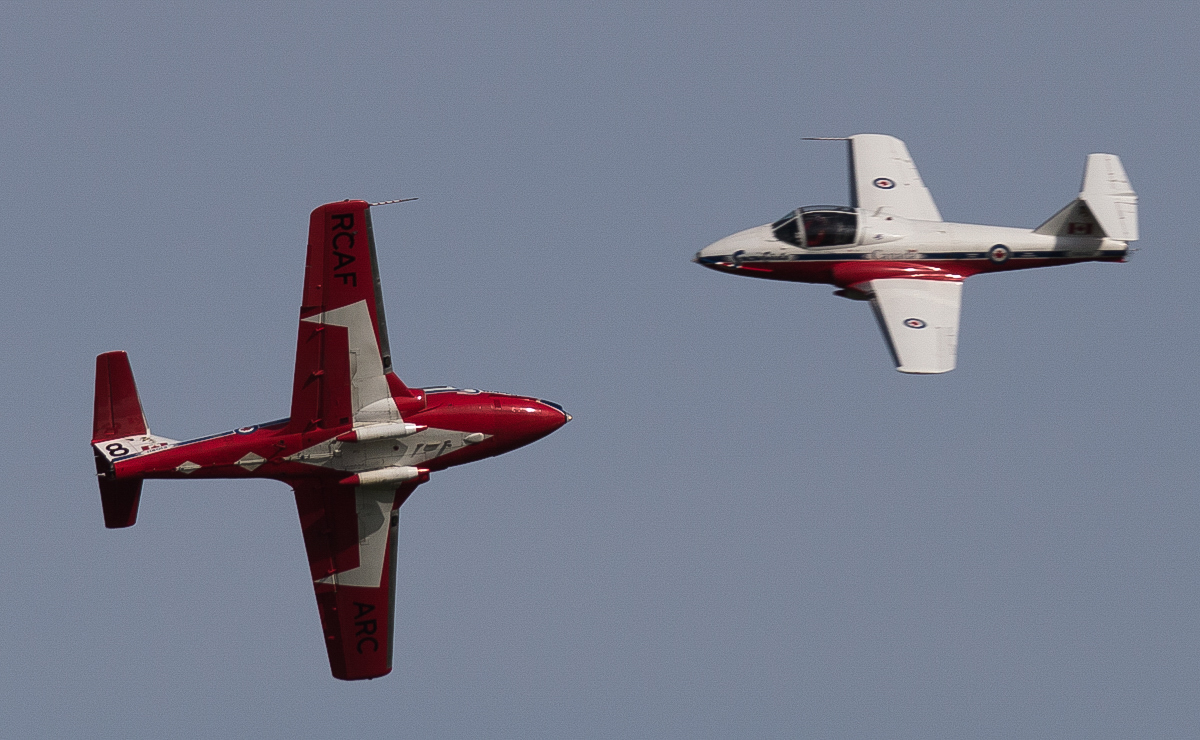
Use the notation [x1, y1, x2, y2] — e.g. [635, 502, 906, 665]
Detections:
[105, 442, 130, 457]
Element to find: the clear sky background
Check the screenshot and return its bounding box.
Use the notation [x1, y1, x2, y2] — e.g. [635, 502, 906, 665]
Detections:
[2, 2, 1198, 737]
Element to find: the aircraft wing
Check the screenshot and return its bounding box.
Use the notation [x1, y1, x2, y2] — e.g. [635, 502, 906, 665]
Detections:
[868, 278, 962, 374]
[291, 478, 421, 680]
[290, 200, 414, 433]
[849, 134, 942, 222]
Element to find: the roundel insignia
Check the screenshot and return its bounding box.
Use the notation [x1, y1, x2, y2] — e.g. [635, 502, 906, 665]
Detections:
[873, 177, 896, 189]
[903, 318, 927, 329]
[236, 425, 258, 434]
[988, 244, 1011, 263]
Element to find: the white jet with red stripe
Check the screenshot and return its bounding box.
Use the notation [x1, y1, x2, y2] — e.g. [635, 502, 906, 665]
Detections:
[695, 134, 1138, 374]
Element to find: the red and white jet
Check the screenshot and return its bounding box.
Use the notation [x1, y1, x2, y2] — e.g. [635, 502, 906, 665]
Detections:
[695, 135, 1139, 373]
[91, 200, 570, 680]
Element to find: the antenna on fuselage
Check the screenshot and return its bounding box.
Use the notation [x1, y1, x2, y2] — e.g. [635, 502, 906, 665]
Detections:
[803, 137, 855, 208]
[368, 198, 419, 206]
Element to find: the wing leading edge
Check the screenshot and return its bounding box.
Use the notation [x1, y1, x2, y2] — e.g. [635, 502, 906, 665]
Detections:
[869, 278, 963, 374]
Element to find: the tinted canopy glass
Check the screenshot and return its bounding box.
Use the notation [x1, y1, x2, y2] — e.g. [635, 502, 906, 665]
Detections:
[771, 211, 802, 246]
[800, 206, 857, 248]
[772, 206, 857, 248]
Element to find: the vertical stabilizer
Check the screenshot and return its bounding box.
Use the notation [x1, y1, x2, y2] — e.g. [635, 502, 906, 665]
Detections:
[98, 479, 143, 529]
[1080, 153, 1138, 241]
[1036, 153, 1138, 241]
[93, 351, 147, 528]
[93, 351, 149, 441]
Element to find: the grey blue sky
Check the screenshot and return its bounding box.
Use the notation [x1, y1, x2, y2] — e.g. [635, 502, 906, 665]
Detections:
[3, 2, 1198, 737]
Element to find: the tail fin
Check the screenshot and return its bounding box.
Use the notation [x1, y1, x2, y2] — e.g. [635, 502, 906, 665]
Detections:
[97, 479, 143, 529]
[1035, 153, 1138, 241]
[93, 351, 147, 528]
[93, 351, 149, 441]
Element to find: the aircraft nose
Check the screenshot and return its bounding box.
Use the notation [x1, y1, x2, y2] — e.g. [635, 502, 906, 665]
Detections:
[694, 239, 730, 265]
[694, 224, 772, 266]
[537, 399, 572, 426]
[491, 397, 571, 450]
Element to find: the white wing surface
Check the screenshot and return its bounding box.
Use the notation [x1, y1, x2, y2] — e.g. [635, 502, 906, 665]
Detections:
[869, 278, 962, 374]
[850, 134, 942, 222]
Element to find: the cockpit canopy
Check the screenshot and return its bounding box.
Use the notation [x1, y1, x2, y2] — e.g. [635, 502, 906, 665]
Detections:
[771, 206, 858, 248]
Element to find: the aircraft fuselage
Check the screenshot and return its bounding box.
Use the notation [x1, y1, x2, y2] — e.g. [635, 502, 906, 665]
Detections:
[95, 387, 568, 486]
[695, 214, 1128, 288]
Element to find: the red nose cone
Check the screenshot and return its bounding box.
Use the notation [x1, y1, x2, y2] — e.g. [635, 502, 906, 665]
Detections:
[492, 397, 570, 450]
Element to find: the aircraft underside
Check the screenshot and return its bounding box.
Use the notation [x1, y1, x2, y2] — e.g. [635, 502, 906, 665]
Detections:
[92, 201, 570, 681]
[698, 251, 1128, 285]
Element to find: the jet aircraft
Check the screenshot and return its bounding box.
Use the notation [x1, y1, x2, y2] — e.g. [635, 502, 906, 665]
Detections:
[694, 134, 1139, 373]
[91, 199, 570, 680]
